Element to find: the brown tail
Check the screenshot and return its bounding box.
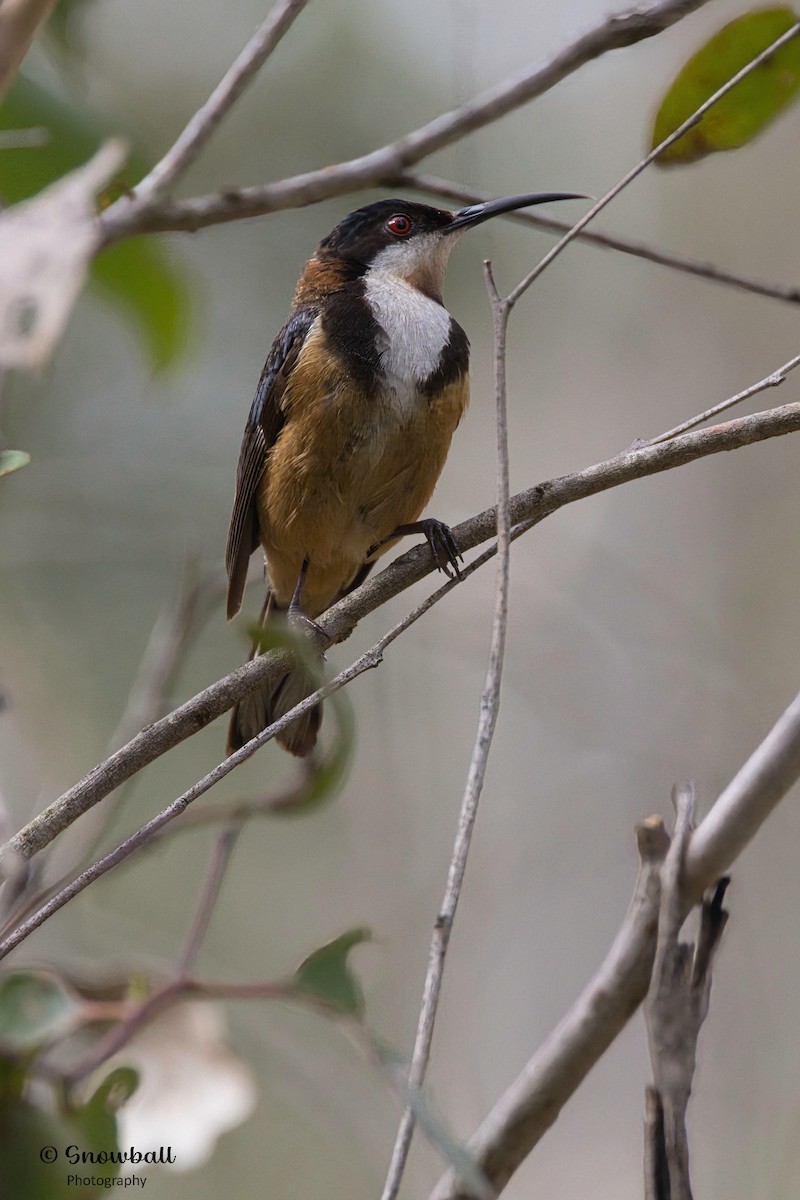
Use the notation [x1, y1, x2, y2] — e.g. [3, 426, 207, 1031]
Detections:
[227, 595, 322, 758]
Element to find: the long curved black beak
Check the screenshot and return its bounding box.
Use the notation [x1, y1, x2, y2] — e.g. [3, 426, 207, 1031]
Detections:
[447, 192, 587, 231]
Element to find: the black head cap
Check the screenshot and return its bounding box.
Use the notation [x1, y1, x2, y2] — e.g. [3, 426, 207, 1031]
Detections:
[317, 199, 454, 266]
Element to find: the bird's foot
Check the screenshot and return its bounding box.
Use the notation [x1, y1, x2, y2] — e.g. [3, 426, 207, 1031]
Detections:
[287, 603, 326, 642]
[393, 518, 464, 579]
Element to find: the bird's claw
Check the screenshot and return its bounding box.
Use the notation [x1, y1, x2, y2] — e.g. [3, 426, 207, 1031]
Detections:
[418, 518, 464, 580]
[288, 605, 326, 647]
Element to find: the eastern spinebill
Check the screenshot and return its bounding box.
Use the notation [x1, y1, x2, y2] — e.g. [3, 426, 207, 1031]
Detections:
[225, 191, 583, 756]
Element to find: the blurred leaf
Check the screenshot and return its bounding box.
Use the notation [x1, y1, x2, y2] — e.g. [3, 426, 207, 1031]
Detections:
[0, 76, 192, 368]
[72, 1066, 139, 1160]
[0, 1054, 26, 1103]
[0, 450, 30, 476]
[0, 76, 98, 197]
[0, 971, 81, 1053]
[0, 1067, 136, 1199]
[292, 928, 370, 1016]
[0, 1101, 80, 1200]
[652, 9, 800, 164]
[93, 237, 191, 372]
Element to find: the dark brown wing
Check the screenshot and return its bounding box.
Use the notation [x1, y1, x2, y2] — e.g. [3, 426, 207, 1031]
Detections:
[225, 306, 318, 619]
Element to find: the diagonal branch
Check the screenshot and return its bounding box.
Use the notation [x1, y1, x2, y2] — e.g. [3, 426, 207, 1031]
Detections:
[644, 786, 699, 1200]
[685, 687, 800, 900]
[98, 0, 715, 243]
[3, 399, 800, 872]
[175, 821, 243, 977]
[0, 0, 57, 101]
[643, 783, 730, 1200]
[646, 353, 800, 445]
[428, 686, 800, 1200]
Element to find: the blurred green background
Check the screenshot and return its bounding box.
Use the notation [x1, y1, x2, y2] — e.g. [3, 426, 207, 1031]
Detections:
[2, 0, 800, 1196]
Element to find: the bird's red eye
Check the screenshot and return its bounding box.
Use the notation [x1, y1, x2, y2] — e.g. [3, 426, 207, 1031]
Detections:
[386, 214, 413, 237]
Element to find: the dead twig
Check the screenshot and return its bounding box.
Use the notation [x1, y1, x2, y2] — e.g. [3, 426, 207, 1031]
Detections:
[643, 785, 730, 1200]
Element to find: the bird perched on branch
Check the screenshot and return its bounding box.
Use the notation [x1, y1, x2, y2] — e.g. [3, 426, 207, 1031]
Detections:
[225, 191, 582, 757]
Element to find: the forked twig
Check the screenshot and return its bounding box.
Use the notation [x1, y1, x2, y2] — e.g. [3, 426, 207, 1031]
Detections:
[643, 786, 729, 1200]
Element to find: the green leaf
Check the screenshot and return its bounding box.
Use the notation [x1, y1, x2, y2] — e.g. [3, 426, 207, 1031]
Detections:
[0, 1054, 26, 1104]
[0, 972, 81, 1053]
[291, 928, 370, 1016]
[0, 450, 30, 477]
[652, 8, 800, 164]
[0, 1067, 137, 1200]
[0, 75, 192, 367]
[92, 236, 192, 372]
[0, 76, 98, 199]
[72, 1066, 139, 1159]
[0, 1101, 80, 1200]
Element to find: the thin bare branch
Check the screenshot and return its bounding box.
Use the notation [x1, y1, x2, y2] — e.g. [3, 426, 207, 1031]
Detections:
[176, 822, 242, 977]
[643, 788, 730, 1200]
[506, 20, 800, 307]
[381, 272, 513, 1200]
[646, 353, 800, 445]
[134, 0, 312, 201]
[99, 0, 714, 244]
[64, 972, 293, 1089]
[0, 0, 57, 102]
[4, 398, 800, 873]
[400, 172, 800, 310]
[64, 978, 185, 1089]
[142, 772, 318, 842]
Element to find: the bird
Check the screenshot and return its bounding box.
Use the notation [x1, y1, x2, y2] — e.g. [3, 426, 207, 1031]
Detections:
[225, 191, 582, 757]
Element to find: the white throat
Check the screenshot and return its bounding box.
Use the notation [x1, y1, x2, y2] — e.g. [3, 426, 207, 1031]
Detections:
[364, 234, 458, 393]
